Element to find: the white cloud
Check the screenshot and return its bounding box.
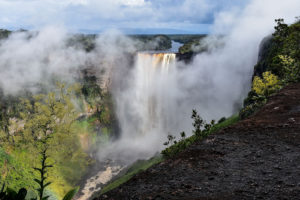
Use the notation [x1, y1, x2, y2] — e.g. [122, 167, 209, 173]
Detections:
[67, 0, 88, 6]
[0, 0, 249, 33]
[120, 0, 147, 7]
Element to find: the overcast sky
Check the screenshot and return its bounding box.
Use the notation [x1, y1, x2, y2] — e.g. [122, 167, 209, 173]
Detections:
[0, 0, 252, 34]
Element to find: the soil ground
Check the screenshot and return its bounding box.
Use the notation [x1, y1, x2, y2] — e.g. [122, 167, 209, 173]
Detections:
[94, 83, 300, 200]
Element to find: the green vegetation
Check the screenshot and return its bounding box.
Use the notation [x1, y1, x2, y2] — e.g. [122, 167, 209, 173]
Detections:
[254, 18, 300, 81]
[65, 32, 174, 52]
[168, 34, 206, 44]
[67, 33, 172, 52]
[0, 83, 91, 198]
[241, 18, 300, 119]
[178, 40, 206, 54]
[0, 140, 79, 200]
[0, 29, 12, 40]
[99, 112, 239, 195]
[34, 145, 53, 200]
[80, 69, 102, 112]
[162, 111, 239, 158]
[174, 35, 224, 55]
[0, 65, 117, 197]
[252, 71, 281, 96]
[0, 183, 78, 200]
[67, 34, 96, 52]
[129, 34, 172, 51]
[210, 114, 239, 133]
[99, 156, 163, 195]
[80, 68, 117, 128]
[240, 71, 281, 119]
[168, 35, 208, 54]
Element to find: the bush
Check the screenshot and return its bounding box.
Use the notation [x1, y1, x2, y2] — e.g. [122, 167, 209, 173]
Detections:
[277, 55, 300, 83]
[239, 101, 264, 119]
[162, 111, 239, 159]
[240, 71, 280, 119]
[252, 71, 281, 96]
[217, 117, 226, 124]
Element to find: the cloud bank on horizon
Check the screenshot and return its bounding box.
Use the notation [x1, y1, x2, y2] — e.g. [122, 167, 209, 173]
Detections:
[0, 0, 250, 34]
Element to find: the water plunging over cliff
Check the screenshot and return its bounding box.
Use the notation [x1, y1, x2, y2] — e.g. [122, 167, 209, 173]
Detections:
[111, 51, 181, 160]
[134, 52, 176, 134]
[77, 52, 179, 200]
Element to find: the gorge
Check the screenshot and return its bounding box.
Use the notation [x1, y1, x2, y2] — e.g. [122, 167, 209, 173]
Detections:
[78, 50, 180, 200]
[0, 1, 299, 199]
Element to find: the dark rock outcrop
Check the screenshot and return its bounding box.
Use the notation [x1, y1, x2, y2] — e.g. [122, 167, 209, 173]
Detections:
[253, 35, 274, 77]
[94, 83, 300, 200]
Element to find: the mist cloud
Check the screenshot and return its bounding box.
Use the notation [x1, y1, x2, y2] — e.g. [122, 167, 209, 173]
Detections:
[98, 0, 300, 163]
[0, 27, 137, 95]
[0, 0, 299, 165]
[179, 0, 300, 121]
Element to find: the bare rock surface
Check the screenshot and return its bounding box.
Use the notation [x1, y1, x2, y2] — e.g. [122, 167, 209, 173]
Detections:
[94, 83, 300, 200]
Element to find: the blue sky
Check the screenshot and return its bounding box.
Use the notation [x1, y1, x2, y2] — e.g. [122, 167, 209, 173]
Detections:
[0, 0, 250, 34]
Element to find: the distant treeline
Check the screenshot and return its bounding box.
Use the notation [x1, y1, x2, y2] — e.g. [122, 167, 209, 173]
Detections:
[0, 28, 210, 54]
[168, 34, 207, 44]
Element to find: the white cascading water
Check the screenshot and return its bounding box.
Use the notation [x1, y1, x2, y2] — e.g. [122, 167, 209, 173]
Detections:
[101, 52, 182, 161]
[133, 53, 177, 135]
[115, 52, 182, 152]
[78, 52, 179, 200]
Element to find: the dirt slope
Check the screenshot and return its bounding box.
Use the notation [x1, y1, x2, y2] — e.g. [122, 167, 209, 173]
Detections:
[94, 83, 300, 200]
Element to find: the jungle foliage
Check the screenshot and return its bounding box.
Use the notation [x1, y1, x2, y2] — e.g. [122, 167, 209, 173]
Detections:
[240, 18, 300, 119]
[0, 29, 12, 40]
[129, 34, 172, 51]
[0, 65, 117, 197]
[168, 34, 206, 44]
[0, 141, 79, 200]
[0, 83, 91, 198]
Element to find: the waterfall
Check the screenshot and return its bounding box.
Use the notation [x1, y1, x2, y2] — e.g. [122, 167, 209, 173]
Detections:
[135, 52, 176, 134]
[78, 53, 178, 199]
[114, 52, 180, 153]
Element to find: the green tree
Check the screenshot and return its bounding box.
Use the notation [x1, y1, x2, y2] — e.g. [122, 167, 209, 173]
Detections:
[191, 109, 204, 137]
[273, 19, 289, 44]
[0, 83, 89, 197]
[33, 142, 53, 200]
[277, 55, 300, 82]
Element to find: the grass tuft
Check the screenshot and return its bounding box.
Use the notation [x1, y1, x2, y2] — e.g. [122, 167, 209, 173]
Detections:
[100, 156, 163, 195]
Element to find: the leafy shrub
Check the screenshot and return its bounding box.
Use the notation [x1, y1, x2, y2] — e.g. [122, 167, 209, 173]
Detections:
[0, 83, 89, 197]
[252, 71, 281, 96]
[240, 71, 280, 119]
[162, 110, 221, 158]
[162, 113, 239, 158]
[0, 144, 79, 200]
[239, 100, 266, 119]
[162, 134, 197, 158]
[0, 184, 27, 200]
[277, 55, 300, 82]
[0, 183, 78, 200]
[217, 117, 226, 124]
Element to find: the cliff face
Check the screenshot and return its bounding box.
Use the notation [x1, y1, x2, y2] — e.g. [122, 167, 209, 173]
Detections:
[95, 83, 300, 200]
[253, 35, 275, 77]
[176, 52, 194, 63]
